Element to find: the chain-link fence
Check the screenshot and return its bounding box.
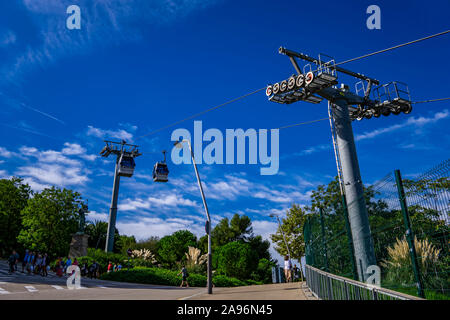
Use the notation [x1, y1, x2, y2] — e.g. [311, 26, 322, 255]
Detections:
[304, 158, 449, 299]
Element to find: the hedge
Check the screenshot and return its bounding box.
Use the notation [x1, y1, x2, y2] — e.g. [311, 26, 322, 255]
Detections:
[100, 267, 262, 287]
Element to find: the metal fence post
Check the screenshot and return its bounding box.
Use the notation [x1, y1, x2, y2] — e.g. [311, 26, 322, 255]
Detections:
[342, 194, 358, 280]
[394, 169, 426, 299]
[319, 207, 330, 272]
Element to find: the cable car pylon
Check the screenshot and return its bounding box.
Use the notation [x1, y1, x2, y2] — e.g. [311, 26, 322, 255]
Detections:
[100, 140, 142, 253]
[265, 46, 413, 282]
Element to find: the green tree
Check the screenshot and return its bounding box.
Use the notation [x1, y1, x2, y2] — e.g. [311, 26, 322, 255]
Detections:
[251, 258, 276, 284]
[270, 204, 307, 263]
[0, 177, 31, 256]
[18, 187, 85, 258]
[157, 230, 197, 268]
[86, 220, 108, 249]
[85, 220, 121, 252]
[131, 236, 160, 253]
[116, 234, 137, 255]
[215, 241, 258, 280]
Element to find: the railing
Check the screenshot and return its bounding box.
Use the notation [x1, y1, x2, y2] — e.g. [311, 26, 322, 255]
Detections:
[305, 265, 423, 300]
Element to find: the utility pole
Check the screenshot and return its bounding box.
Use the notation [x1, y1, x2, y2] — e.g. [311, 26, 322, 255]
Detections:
[100, 140, 142, 253]
[267, 47, 413, 281]
[175, 139, 213, 294]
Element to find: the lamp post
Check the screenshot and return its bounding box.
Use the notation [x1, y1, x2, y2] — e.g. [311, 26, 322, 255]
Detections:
[269, 213, 304, 283]
[175, 139, 213, 294]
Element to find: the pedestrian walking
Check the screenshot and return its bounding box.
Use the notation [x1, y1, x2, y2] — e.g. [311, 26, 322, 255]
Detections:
[177, 265, 189, 288]
[293, 264, 299, 282]
[42, 253, 49, 277]
[107, 261, 113, 273]
[64, 257, 72, 274]
[14, 251, 19, 272]
[284, 255, 292, 283]
[8, 250, 17, 274]
[56, 258, 63, 277]
[22, 249, 29, 273]
[27, 251, 35, 274]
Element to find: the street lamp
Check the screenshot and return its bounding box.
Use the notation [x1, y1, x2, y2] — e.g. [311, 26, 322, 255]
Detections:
[174, 139, 213, 294]
[269, 213, 304, 283]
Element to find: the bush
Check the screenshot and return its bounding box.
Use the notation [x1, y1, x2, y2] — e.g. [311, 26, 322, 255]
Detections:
[100, 267, 251, 287]
[215, 242, 258, 280]
[251, 258, 275, 284]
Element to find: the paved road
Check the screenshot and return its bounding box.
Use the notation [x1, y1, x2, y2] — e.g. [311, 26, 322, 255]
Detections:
[0, 260, 313, 300]
[0, 260, 204, 300]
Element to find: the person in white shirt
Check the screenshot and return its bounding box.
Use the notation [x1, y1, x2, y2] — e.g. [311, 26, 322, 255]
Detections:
[284, 255, 292, 282]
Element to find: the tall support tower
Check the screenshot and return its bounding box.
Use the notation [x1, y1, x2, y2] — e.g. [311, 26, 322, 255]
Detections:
[100, 140, 142, 252]
[267, 47, 413, 281]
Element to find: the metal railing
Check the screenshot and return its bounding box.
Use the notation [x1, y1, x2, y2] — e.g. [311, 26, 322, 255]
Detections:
[305, 265, 422, 300]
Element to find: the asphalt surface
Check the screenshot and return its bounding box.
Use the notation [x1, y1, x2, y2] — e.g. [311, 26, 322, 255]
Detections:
[0, 260, 204, 300]
[0, 260, 313, 300]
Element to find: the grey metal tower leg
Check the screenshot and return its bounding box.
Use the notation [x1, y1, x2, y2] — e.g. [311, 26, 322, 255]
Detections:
[331, 99, 377, 282]
[105, 159, 121, 253]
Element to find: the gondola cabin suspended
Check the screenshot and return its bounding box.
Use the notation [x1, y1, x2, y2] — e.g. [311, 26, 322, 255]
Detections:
[153, 151, 169, 182]
[118, 153, 136, 177]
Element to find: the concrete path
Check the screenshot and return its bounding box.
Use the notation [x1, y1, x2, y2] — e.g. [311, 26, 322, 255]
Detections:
[184, 282, 317, 300]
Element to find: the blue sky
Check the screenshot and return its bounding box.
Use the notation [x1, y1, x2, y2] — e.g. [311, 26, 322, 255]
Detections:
[0, 0, 449, 265]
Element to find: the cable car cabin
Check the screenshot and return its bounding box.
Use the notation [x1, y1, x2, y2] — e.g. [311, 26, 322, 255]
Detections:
[153, 162, 169, 182]
[118, 154, 136, 177]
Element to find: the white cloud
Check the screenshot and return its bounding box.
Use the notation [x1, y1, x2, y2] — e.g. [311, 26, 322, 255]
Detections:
[0, 147, 14, 158]
[117, 215, 205, 240]
[0, 170, 9, 179]
[356, 110, 449, 141]
[87, 125, 134, 142]
[13, 143, 93, 191]
[61, 142, 97, 161]
[86, 210, 109, 222]
[118, 193, 199, 211]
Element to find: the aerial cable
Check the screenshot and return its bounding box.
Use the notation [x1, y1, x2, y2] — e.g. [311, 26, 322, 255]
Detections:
[335, 30, 450, 66]
[413, 97, 450, 104]
[136, 87, 265, 140]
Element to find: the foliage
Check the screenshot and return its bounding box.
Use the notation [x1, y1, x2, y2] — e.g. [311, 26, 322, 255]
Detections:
[17, 187, 85, 259]
[157, 230, 197, 268]
[215, 242, 258, 280]
[100, 267, 252, 287]
[130, 236, 159, 253]
[0, 177, 31, 257]
[115, 234, 136, 254]
[85, 220, 122, 252]
[250, 258, 276, 284]
[131, 249, 157, 264]
[199, 214, 272, 278]
[184, 246, 207, 274]
[381, 236, 446, 291]
[270, 204, 307, 263]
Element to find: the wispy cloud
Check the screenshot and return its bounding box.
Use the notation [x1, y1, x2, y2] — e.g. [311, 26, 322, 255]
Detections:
[355, 110, 449, 141]
[87, 125, 135, 142]
[2, 0, 219, 85]
[0, 30, 17, 47]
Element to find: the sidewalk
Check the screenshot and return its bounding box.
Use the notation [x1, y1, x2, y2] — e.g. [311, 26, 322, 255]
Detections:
[183, 282, 317, 300]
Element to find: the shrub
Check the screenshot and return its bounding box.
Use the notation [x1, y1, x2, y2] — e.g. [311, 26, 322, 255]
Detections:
[215, 242, 258, 280]
[100, 267, 251, 287]
[381, 236, 447, 292]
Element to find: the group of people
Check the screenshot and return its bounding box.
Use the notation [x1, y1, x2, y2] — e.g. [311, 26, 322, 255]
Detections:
[8, 249, 51, 276]
[106, 261, 122, 273]
[7, 249, 101, 279]
[284, 255, 302, 282]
